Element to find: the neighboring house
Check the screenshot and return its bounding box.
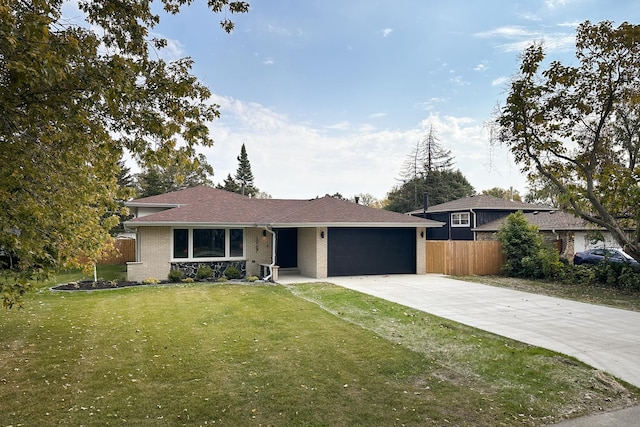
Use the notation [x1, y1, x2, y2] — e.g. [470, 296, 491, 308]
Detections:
[408, 195, 554, 241]
[124, 186, 443, 282]
[474, 210, 617, 260]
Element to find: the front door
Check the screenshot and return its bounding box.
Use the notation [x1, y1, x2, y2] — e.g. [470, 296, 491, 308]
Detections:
[276, 228, 297, 268]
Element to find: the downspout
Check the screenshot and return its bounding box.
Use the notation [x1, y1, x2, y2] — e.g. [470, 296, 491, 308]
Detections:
[263, 226, 276, 281]
[469, 208, 477, 241]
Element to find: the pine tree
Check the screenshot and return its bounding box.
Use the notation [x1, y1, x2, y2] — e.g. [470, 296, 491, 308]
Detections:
[234, 144, 256, 197]
[391, 126, 466, 212]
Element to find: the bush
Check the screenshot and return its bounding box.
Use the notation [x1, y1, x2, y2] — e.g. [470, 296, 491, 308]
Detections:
[496, 211, 563, 279]
[520, 246, 563, 279]
[168, 269, 183, 283]
[142, 277, 160, 284]
[559, 264, 597, 286]
[223, 265, 241, 280]
[196, 265, 213, 280]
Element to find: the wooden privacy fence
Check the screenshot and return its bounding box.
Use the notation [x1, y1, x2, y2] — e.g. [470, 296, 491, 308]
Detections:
[426, 240, 505, 276]
[98, 238, 136, 265]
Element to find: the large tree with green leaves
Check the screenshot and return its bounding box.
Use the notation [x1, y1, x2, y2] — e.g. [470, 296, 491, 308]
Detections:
[495, 21, 640, 261]
[136, 154, 214, 197]
[0, 0, 249, 307]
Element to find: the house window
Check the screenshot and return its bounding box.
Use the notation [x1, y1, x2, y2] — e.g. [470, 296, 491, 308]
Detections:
[230, 229, 244, 257]
[173, 229, 189, 258]
[194, 229, 225, 258]
[172, 228, 245, 260]
[451, 212, 470, 227]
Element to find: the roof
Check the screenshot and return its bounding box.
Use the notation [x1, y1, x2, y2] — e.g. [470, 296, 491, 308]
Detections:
[126, 186, 443, 228]
[473, 210, 601, 232]
[408, 194, 555, 214]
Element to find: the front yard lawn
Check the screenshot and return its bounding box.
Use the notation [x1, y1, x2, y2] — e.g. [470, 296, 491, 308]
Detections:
[1, 279, 637, 426]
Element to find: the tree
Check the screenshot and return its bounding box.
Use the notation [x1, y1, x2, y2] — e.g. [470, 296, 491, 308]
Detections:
[389, 126, 470, 213]
[217, 173, 241, 193]
[351, 193, 379, 207]
[0, 1, 249, 307]
[398, 125, 455, 207]
[385, 170, 475, 213]
[495, 21, 640, 261]
[137, 154, 214, 197]
[217, 144, 259, 197]
[235, 143, 256, 196]
[109, 159, 137, 236]
[523, 173, 563, 208]
[497, 211, 562, 279]
[482, 187, 522, 202]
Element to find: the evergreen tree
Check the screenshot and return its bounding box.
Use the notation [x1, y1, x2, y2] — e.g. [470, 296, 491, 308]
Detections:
[216, 173, 241, 193]
[389, 127, 472, 213]
[235, 143, 256, 196]
[385, 170, 475, 213]
[110, 159, 137, 235]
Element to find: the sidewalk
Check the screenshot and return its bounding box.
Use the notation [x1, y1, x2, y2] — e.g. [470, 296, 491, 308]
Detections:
[278, 273, 640, 426]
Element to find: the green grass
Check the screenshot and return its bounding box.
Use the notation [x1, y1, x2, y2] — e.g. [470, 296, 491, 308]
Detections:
[1, 277, 637, 426]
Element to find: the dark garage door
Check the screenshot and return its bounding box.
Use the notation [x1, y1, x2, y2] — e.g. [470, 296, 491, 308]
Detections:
[327, 228, 416, 276]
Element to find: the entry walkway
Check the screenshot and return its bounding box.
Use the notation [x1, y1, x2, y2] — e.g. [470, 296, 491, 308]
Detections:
[278, 274, 640, 425]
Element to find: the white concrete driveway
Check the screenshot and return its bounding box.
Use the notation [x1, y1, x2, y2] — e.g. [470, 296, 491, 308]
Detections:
[278, 273, 640, 389]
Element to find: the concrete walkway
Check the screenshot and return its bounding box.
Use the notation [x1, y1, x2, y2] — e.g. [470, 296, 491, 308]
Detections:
[278, 273, 640, 426]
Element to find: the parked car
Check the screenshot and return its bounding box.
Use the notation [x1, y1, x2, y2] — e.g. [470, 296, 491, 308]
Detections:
[573, 248, 639, 266]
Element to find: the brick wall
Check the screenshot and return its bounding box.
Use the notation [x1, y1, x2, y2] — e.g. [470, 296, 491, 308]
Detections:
[127, 227, 171, 282]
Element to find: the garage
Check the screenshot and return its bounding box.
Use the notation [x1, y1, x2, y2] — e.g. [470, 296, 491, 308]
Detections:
[327, 227, 416, 276]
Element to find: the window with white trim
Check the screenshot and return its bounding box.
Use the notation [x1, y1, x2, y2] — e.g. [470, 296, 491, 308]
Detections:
[172, 228, 245, 260]
[451, 212, 470, 227]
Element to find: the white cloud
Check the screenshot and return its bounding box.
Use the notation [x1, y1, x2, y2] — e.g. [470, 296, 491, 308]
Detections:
[491, 76, 509, 87]
[475, 25, 575, 53]
[203, 96, 527, 200]
[368, 112, 387, 119]
[450, 75, 469, 86]
[381, 28, 394, 37]
[263, 57, 275, 65]
[474, 63, 488, 72]
[416, 97, 448, 111]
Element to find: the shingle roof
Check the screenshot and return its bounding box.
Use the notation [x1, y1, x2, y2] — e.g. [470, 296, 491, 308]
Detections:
[126, 186, 443, 228]
[473, 210, 600, 232]
[408, 194, 555, 214]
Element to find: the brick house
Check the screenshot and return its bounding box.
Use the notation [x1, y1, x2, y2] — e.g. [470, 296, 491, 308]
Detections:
[124, 186, 443, 281]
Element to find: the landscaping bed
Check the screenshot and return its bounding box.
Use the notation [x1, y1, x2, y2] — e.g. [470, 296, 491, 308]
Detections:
[52, 280, 153, 291]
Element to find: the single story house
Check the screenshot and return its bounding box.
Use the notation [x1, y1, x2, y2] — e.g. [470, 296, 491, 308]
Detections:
[124, 186, 443, 282]
[473, 210, 618, 260]
[408, 195, 555, 241]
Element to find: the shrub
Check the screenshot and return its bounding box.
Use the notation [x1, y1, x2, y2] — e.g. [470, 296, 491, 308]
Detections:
[196, 265, 213, 280]
[168, 269, 183, 283]
[497, 211, 562, 279]
[142, 277, 160, 284]
[245, 275, 259, 282]
[181, 277, 194, 283]
[223, 265, 241, 280]
[559, 264, 596, 286]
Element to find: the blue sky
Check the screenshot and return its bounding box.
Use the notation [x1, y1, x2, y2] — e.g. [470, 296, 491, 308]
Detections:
[152, 1, 634, 199]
